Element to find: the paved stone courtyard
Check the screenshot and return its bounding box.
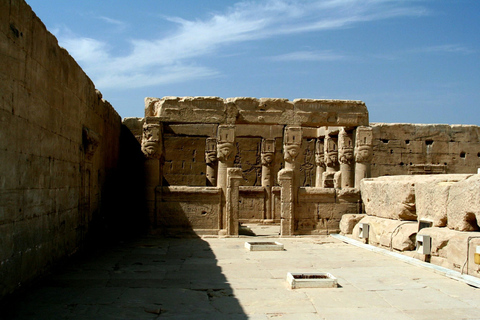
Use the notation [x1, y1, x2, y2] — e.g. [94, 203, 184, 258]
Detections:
[3, 225, 480, 319]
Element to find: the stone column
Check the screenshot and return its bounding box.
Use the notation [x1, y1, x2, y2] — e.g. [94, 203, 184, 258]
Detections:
[315, 137, 325, 187]
[278, 169, 294, 236]
[355, 126, 373, 188]
[261, 139, 275, 221]
[339, 128, 355, 189]
[283, 126, 302, 202]
[217, 125, 236, 232]
[141, 118, 163, 228]
[205, 138, 217, 187]
[323, 131, 339, 188]
[226, 168, 242, 236]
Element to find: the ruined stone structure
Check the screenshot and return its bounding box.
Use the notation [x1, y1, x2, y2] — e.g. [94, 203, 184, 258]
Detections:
[370, 123, 480, 176]
[137, 96, 370, 236]
[341, 174, 480, 278]
[3, 0, 480, 304]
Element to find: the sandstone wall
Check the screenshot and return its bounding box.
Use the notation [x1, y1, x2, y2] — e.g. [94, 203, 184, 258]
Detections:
[371, 123, 480, 177]
[0, 0, 143, 300]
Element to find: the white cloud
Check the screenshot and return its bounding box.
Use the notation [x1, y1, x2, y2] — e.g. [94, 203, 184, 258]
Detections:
[55, 0, 429, 89]
[409, 44, 475, 55]
[98, 16, 125, 26]
[271, 50, 346, 61]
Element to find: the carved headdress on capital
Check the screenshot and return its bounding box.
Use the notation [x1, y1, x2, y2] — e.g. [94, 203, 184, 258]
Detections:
[324, 131, 339, 168]
[205, 138, 218, 165]
[338, 128, 354, 165]
[261, 139, 276, 167]
[141, 118, 163, 160]
[355, 126, 373, 163]
[283, 127, 302, 163]
[315, 137, 325, 168]
[217, 125, 236, 162]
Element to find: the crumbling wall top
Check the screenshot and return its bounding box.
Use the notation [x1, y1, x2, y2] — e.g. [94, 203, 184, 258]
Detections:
[145, 96, 369, 127]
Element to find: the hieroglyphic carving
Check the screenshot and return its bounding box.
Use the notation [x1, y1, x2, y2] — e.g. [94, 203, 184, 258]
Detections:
[242, 142, 262, 186]
[300, 140, 315, 187]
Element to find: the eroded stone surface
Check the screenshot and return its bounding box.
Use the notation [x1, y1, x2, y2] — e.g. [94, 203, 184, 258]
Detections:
[360, 176, 418, 221]
[352, 216, 417, 251]
[415, 174, 472, 227]
[340, 214, 366, 235]
[447, 175, 480, 231]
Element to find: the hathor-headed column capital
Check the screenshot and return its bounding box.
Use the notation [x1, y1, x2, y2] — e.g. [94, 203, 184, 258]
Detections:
[141, 120, 163, 160]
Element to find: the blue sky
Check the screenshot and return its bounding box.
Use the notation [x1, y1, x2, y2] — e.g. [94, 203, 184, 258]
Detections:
[26, 0, 480, 125]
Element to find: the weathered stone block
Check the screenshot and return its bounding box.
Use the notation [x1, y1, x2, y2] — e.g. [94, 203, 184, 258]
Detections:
[417, 227, 480, 274]
[416, 174, 472, 227]
[150, 96, 226, 123]
[360, 176, 417, 221]
[336, 188, 361, 204]
[233, 97, 294, 124]
[339, 214, 366, 234]
[352, 216, 417, 251]
[447, 175, 480, 231]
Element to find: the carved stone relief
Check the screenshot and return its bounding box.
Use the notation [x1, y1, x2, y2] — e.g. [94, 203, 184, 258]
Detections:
[300, 139, 316, 187]
[141, 123, 162, 160]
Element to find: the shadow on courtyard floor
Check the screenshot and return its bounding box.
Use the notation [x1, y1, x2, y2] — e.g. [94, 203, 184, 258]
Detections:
[2, 235, 248, 320]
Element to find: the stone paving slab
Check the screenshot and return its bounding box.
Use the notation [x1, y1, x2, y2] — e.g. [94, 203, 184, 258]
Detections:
[2, 228, 480, 319]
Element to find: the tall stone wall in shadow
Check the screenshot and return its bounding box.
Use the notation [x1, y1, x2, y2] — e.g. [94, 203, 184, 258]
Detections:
[0, 0, 144, 300]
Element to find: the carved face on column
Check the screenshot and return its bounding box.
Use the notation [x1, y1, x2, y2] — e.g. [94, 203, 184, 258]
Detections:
[217, 142, 235, 162]
[141, 124, 162, 159]
[261, 152, 274, 166]
[284, 145, 300, 163]
[205, 151, 217, 165]
[339, 148, 354, 164]
[325, 151, 338, 167]
[355, 126, 373, 163]
[355, 146, 373, 163]
[315, 152, 325, 167]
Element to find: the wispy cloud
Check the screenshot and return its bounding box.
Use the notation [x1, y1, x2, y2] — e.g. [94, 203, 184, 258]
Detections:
[271, 50, 346, 61]
[408, 44, 475, 55]
[54, 0, 428, 89]
[98, 16, 125, 26]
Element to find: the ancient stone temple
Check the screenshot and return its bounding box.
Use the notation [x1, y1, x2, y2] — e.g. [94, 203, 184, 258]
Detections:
[137, 97, 372, 236]
[4, 0, 480, 304]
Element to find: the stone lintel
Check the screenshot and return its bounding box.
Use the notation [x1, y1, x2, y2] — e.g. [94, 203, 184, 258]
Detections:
[163, 123, 218, 137]
[235, 124, 284, 138]
[145, 97, 369, 127]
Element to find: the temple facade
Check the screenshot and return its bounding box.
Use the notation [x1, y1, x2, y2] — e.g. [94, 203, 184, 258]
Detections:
[137, 96, 373, 236]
